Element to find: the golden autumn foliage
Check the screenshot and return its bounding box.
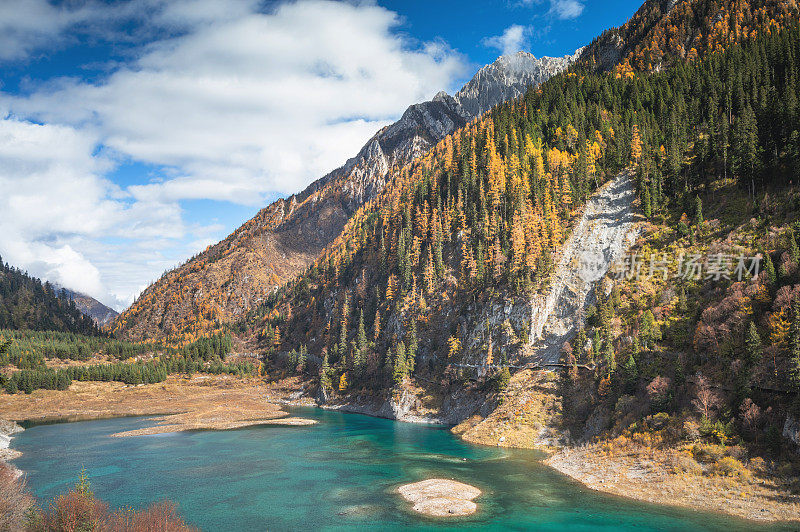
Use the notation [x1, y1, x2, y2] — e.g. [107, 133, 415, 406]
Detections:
[582, 0, 798, 77]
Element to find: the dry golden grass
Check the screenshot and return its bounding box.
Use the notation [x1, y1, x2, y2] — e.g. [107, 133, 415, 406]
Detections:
[452, 370, 562, 451]
[0, 374, 313, 437]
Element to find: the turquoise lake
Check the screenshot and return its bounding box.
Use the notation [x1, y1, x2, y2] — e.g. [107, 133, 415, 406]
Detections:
[10, 407, 791, 531]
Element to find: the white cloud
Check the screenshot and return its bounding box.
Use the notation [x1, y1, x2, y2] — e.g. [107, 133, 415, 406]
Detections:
[515, 0, 585, 20]
[0, 118, 185, 309]
[491, 0, 584, 56]
[0, 0, 264, 62]
[0, 0, 468, 309]
[0, 0, 100, 61]
[482, 24, 529, 56]
[549, 0, 585, 20]
[8, 0, 466, 202]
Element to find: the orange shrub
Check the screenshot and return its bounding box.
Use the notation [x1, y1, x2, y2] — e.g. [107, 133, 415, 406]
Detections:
[29, 469, 198, 532]
[35, 490, 109, 531]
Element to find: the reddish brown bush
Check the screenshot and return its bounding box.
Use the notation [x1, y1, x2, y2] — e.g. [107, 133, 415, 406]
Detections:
[646, 375, 672, 408]
[27, 470, 198, 532]
[693, 282, 752, 355]
[691, 376, 722, 420]
[105, 501, 198, 532]
[739, 398, 763, 439]
[35, 490, 109, 532]
[0, 462, 34, 531]
[772, 284, 800, 311]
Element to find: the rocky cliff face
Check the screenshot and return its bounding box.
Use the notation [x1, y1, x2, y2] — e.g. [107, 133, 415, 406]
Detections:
[335, 91, 471, 201]
[113, 49, 580, 342]
[526, 173, 639, 365]
[455, 49, 584, 117]
[784, 415, 800, 453]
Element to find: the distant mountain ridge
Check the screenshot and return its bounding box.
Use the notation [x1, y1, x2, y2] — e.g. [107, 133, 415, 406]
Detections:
[55, 287, 119, 327]
[0, 258, 101, 336]
[112, 48, 584, 342]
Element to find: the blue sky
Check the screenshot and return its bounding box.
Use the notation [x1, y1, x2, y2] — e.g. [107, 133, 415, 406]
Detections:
[0, 0, 641, 310]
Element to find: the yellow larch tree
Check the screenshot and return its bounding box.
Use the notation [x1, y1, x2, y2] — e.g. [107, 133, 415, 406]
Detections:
[510, 210, 526, 275]
[423, 248, 436, 295]
[447, 336, 461, 360]
[492, 236, 505, 278]
[631, 123, 643, 164]
[386, 274, 397, 301]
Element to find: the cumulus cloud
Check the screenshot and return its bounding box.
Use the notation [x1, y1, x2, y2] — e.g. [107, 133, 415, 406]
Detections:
[482, 24, 529, 56]
[0, 0, 467, 309]
[9, 0, 465, 202]
[0, 0, 264, 62]
[549, 0, 585, 20]
[0, 0, 102, 61]
[0, 118, 184, 308]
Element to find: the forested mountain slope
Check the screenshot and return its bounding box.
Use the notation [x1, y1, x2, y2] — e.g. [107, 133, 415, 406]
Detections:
[0, 258, 101, 336]
[581, 0, 798, 74]
[249, 1, 800, 463]
[249, 56, 639, 393]
[561, 19, 800, 459]
[113, 50, 581, 344]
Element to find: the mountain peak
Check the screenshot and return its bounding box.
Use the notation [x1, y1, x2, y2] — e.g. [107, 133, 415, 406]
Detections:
[454, 47, 582, 117]
[494, 50, 537, 66]
[432, 90, 451, 102]
[55, 285, 119, 327]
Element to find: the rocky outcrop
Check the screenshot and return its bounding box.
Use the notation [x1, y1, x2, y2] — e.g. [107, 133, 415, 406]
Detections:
[527, 171, 639, 365]
[337, 91, 471, 201]
[453, 369, 566, 449]
[321, 385, 491, 426]
[454, 49, 583, 116]
[0, 419, 23, 463]
[784, 415, 800, 452]
[582, 30, 624, 72]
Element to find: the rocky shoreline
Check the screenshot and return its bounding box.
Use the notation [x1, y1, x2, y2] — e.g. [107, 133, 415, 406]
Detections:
[0, 419, 24, 478]
[312, 375, 800, 525]
[545, 443, 800, 523]
[3, 375, 798, 525]
[313, 382, 495, 426]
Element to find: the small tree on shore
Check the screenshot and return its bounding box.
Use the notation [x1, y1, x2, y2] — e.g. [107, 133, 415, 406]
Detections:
[320, 349, 332, 390]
